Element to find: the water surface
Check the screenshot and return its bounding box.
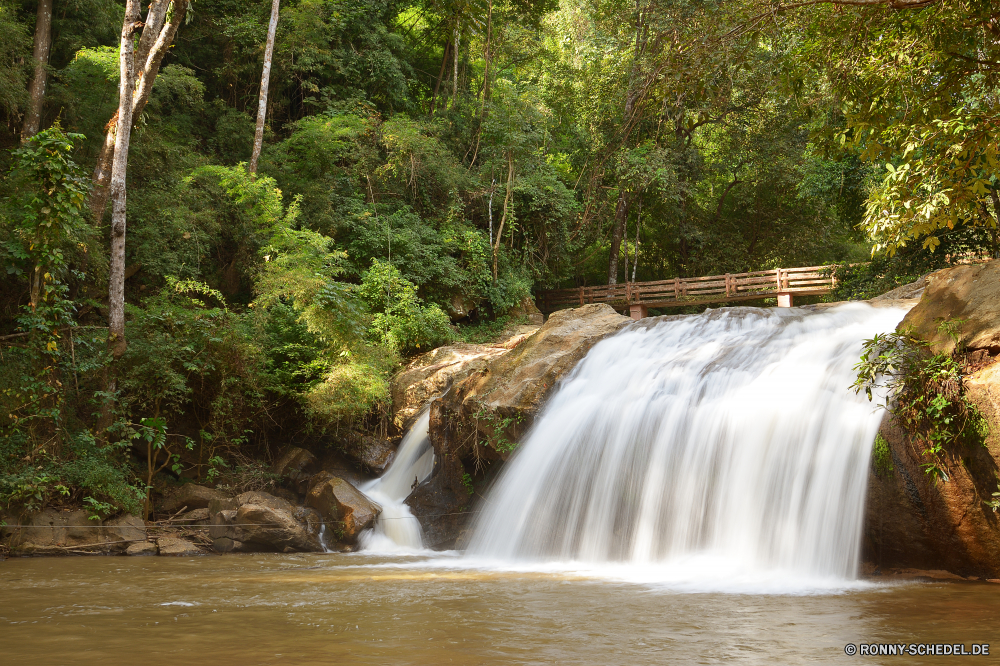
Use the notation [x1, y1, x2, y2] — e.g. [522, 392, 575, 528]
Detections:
[2, 553, 998, 665]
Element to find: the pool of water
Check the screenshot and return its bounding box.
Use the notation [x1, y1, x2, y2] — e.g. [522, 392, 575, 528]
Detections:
[1, 553, 998, 665]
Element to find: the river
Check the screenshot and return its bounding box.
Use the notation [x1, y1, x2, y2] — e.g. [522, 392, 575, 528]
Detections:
[1, 553, 998, 665]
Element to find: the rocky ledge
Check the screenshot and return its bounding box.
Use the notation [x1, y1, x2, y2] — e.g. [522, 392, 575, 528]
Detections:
[864, 260, 1000, 578]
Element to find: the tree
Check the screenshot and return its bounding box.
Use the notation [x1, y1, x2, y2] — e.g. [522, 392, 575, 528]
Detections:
[250, 0, 281, 174]
[88, 0, 190, 222]
[21, 0, 53, 139]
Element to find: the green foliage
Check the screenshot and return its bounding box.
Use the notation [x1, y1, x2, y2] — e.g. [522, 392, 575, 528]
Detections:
[871, 433, 893, 479]
[853, 321, 989, 480]
[461, 472, 474, 497]
[358, 259, 455, 354]
[473, 402, 522, 454]
[0, 1, 30, 119]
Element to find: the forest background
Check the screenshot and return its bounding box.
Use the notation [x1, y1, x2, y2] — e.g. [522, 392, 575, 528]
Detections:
[1, 0, 998, 518]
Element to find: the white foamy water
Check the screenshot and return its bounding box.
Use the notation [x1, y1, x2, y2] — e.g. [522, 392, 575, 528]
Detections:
[358, 410, 435, 552]
[465, 303, 908, 589]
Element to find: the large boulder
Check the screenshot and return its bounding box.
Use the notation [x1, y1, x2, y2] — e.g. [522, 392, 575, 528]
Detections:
[271, 447, 319, 485]
[390, 343, 511, 430]
[306, 475, 380, 543]
[157, 536, 204, 556]
[342, 435, 397, 475]
[862, 334, 1000, 578]
[209, 490, 323, 553]
[898, 259, 1000, 354]
[411, 303, 631, 548]
[1, 509, 147, 555]
[159, 484, 230, 515]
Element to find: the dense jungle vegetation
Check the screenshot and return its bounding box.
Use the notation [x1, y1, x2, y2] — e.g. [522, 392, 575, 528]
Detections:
[1, 0, 998, 516]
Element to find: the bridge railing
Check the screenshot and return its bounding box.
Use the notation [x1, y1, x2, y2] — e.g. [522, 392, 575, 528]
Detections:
[536, 265, 837, 314]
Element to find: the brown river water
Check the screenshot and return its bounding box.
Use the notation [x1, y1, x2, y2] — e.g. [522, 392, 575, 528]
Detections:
[1, 553, 999, 665]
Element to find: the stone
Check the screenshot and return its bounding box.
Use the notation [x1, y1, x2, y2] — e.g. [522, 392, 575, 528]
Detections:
[1, 508, 143, 555]
[862, 362, 1000, 578]
[235, 490, 295, 514]
[126, 541, 158, 556]
[234, 504, 323, 553]
[172, 508, 211, 525]
[446, 293, 479, 321]
[898, 259, 1000, 354]
[272, 447, 319, 484]
[156, 537, 203, 556]
[411, 303, 631, 548]
[105, 514, 147, 541]
[390, 343, 511, 430]
[343, 435, 396, 474]
[159, 484, 230, 515]
[306, 476, 380, 543]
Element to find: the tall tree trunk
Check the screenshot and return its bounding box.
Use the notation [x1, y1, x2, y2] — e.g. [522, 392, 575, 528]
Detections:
[107, 0, 142, 360]
[89, 0, 189, 222]
[250, 0, 280, 174]
[607, 1, 646, 284]
[22, 0, 54, 139]
[430, 40, 451, 115]
[451, 16, 460, 110]
[493, 152, 514, 281]
[607, 192, 629, 284]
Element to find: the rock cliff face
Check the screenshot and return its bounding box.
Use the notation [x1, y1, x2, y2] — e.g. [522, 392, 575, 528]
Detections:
[408, 304, 632, 548]
[864, 261, 1000, 577]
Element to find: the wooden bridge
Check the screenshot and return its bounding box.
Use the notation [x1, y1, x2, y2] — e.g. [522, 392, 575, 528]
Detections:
[536, 265, 837, 320]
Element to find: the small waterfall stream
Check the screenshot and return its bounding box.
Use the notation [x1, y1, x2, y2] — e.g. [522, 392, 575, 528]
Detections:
[358, 410, 435, 552]
[466, 303, 907, 584]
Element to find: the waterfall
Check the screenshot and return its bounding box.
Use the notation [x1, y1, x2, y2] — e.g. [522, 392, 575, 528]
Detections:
[466, 303, 907, 582]
[358, 409, 435, 552]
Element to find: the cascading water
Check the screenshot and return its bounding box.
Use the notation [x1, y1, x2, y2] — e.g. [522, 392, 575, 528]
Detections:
[358, 410, 435, 552]
[466, 303, 908, 585]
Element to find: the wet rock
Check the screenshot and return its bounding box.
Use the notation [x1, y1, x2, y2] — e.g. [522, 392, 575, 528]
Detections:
[306, 476, 380, 543]
[157, 537, 203, 556]
[390, 343, 510, 430]
[316, 451, 366, 487]
[863, 368, 1000, 578]
[899, 259, 1000, 354]
[272, 447, 319, 485]
[159, 484, 230, 515]
[126, 541, 158, 556]
[413, 304, 630, 548]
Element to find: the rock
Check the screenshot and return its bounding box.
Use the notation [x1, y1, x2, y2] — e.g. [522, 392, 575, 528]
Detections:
[126, 541, 158, 556]
[306, 476, 380, 543]
[1, 509, 144, 555]
[344, 435, 396, 474]
[272, 447, 319, 484]
[172, 508, 211, 525]
[507, 295, 545, 325]
[209, 500, 323, 553]
[159, 484, 230, 515]
[411, 303, 631, 548]
[390, 343, 510, 430]
[870, 274, 929, 303]
[862, 360, 1000, 578]
[316, 450, 367, 487]
[235, 490, 295, 514]
[105, 514, 147, 542]
[898, 260, 1000, 354]
[446, 293, 478, 321]
[234, 504, 323, 553]
[157, 537, 204, 556]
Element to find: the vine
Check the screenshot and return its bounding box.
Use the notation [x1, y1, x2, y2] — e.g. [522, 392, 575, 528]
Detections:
[853, 320, 989, 480]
